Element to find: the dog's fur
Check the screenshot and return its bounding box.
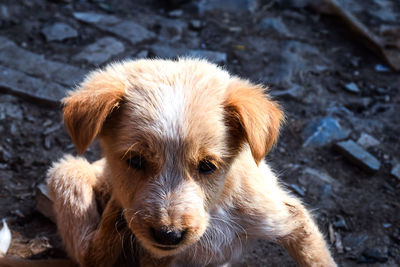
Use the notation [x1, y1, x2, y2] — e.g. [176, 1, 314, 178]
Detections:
[46, 58, 336, 267]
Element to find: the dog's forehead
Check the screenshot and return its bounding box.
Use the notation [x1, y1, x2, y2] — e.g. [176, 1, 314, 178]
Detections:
[120, 60, 231, 145]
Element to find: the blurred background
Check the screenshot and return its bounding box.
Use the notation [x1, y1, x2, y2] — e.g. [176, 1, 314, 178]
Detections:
[0, 0, 399, 266]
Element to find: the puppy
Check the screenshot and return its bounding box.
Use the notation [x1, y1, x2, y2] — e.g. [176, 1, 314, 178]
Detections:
[46, 58, 336, 267]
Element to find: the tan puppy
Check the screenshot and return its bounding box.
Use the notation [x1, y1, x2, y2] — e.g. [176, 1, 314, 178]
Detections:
[46, 58, 336, 267]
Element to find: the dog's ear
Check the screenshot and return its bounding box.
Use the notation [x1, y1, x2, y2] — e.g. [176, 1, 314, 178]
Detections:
[63, 70, 126, 154]
[224, 79, 284, 164]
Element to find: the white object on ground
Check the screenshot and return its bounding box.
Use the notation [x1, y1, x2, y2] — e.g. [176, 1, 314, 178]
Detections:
[0, 219, 11, 257]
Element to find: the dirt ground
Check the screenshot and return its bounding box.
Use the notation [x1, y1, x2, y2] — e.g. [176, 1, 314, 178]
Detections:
[0, 0, 399, 266]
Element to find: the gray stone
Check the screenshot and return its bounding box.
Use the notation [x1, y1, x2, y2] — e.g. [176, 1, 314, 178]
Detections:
[198, 0, 259, 14]
[188, 50, 227, 64]
[258, 17, 290, 36]
[36, 183, 55, 223]
[270, 85, 303, 101]
[357, 133, 380, 148]
[391, 164, 400, 180]
[0, 145, 11, 162]
[332, 218, 348, 230]
[0, 103, 23, 120]
[73, 37, 125, 65]
[375, 64, 390, 72]
[344, 82, 360, 94]
[335, 232, 344, 254]
[0, 36, 85, 87]
[189, 20, 202, 30]
[302, 117, 349, 147]
[302, 167, 339, 188]
[168, 9, 183, 17]
[135, 50, 149, 59]
[0, 65, 67, 105]
[41, 22, 78, 42]
[289, 184, 305, 197]
[342, 233, 368, 252]
[360, 248, 388, 263]
[158, 19, 187, 43]
[370, 0, 398, 22]
[335, 140, 381, 173]
[263, 41, 325, 87]
[150, 45, 188, 59]
[73, 12, 156, 45]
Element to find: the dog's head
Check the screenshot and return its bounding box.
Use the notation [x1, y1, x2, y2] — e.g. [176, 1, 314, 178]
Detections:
[63, 59, 283, 257]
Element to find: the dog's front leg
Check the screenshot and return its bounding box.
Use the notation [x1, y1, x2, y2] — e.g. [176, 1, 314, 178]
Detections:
[239, 165, 336, 267]
[83, 196, 126, 267]
[48, 156, 119, 266]
[276, 195, 336, 267]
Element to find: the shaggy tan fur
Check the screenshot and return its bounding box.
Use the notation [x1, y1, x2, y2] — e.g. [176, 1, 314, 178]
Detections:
[7, 59, 337, 267]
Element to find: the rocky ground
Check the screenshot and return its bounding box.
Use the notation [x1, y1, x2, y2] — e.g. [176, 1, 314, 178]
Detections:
[0, 0, 399, 266]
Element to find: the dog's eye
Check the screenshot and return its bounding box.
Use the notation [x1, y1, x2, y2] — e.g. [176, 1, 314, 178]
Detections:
[198, 159, 217, 174]
[126, 155, 146, 170]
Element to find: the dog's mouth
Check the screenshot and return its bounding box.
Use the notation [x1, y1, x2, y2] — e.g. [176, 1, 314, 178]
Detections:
[153, 245, 179, 251]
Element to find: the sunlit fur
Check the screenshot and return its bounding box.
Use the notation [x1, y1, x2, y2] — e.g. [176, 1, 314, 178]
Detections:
[46, 58, 336, 267]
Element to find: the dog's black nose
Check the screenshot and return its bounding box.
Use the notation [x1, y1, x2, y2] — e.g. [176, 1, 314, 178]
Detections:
[152, 226, 185, 246]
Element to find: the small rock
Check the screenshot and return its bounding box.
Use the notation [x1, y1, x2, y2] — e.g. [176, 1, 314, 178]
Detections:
[289, 184, 305, 197]
[36, 183, 55, 223]
[335, 140, 381, 173]
[72, 12, 106, 24]
[357, 133, 380, 148]
[150, 44, 187, 59]
[343, 82, 360, 94]
[198, 0, 260, 14]
[375, 64, 390, 72]
[0, 102, 23, 120]
[328, 223, 335, 244]
[43, 124, 61, 135]
[10, 209, 24, 218]
[135, 50, 149, 59]
[73, 37, 125, 65]
[343, 233, 368, 252]
[189, 20, 202, 30]
[41, 22, 78, 42]
[0, 36, 85, 88]
[270, 85, 303, 101]
[382, 223, 392, 228]
[258, 17, 290, 36]
[335, 232, 344, 254]
[44, 136, 52, 150]
[168, 9, 183, 17]
[302, 167, 339, 187]
[391, 164, 400, 180]
[0, 145, 11, 162]
[0, 5, 11, 22]
[73, 12, 156, 45]
[188, 49, 227, 64]
[302, 117, 349, 147]
[9, 122, 18, 135]
[359, 248, 388, 263]
[332, 218, 348, 230]
[158, 19, 187, 42]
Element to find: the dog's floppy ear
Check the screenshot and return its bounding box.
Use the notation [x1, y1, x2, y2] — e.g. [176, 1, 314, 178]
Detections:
[63, 70, 126, 154]
[224, 79, 284, 164]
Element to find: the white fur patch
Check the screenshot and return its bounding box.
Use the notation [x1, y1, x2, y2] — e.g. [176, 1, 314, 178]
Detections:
[153, 85, 186, 139]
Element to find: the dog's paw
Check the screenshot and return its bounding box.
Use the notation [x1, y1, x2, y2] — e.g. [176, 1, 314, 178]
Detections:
[47, 155, 98, 214]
